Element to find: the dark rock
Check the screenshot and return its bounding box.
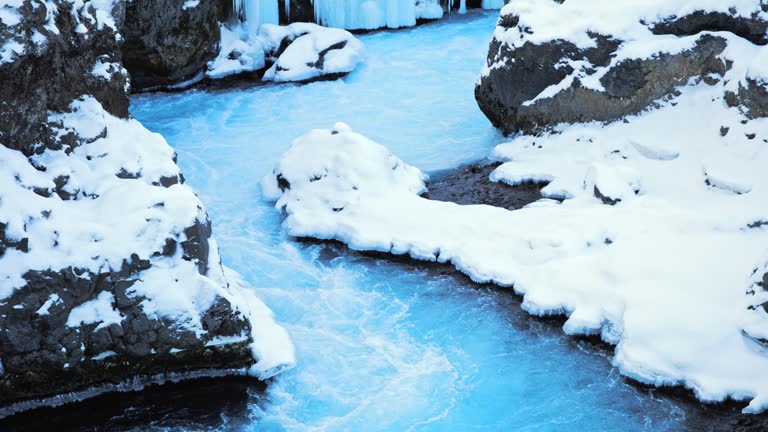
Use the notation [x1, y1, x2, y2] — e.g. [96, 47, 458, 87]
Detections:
[650, 9, 768, 45]
[424, 162, 552, 210]
[0, 264, 252, 408]
[476, 30, 727, 134]
[122, 0, 228, 90]
[182, 218, 212, 275]
[593, 186, 621, 206]
[279, 0, 315, 25]
[725, 78, 768, 119]
[0, 0, 129, 156]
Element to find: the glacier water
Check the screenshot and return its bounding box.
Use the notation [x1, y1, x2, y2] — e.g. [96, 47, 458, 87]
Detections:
[130, 11, 689, 431]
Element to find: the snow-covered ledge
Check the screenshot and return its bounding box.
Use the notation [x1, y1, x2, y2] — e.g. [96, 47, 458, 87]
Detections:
[263, 113, 768, 413]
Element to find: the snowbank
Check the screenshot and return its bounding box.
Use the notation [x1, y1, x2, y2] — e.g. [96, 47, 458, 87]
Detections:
[207, 22, 365, 82]
[265, 102, 768, 412]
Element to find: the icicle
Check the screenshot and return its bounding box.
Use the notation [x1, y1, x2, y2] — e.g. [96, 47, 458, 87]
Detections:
[312, 0, 416, 30]
[458, 0, 466, 14]
[232, 0, 279, 34]
[284, 0, 291, 18]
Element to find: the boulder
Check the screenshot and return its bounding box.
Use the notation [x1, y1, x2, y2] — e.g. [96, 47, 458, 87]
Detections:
[475, 1, 768, 134]
[0, 0, 292, 417]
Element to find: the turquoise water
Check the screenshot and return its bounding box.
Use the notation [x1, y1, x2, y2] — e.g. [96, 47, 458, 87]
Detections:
[131, 11, 686, 431]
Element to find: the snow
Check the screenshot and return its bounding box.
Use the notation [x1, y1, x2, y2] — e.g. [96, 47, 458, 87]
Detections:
[207, 22, 365, 82]
[265, 63, 768, 412]
[0, 95, 294, 375]
[91, 56, 122, 80]
[263, 26, 365, 82]
[223, 267, 296, 379]
[206, 24, 267, 79]
[35, 294, 63, 316]
[66, 291, 124, 330]
[0, 40, 24, 64]
[495, 0, 766, 50]
[182, 0, 200, 10]
[91, 351, 116, 360]
[0, 5, 21, 27]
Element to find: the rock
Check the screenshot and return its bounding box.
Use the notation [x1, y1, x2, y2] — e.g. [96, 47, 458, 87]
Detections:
[650, 8, 768, 45]
[0, 0, 293, 417]
[121, 0, 229, 90]
[475, 2, 767, 135]
[0, 0, 129, 156]
[279, 0, 315, 25]
[424, 162, 549, 210]
[207, 22, 365, 84]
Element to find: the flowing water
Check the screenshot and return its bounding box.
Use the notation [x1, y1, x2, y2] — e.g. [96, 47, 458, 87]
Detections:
[118, 10, 689, 431]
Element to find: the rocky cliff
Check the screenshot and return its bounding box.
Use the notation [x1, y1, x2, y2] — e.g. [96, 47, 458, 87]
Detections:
[122, 0, 229, 90]
[475, 1, 768, 135]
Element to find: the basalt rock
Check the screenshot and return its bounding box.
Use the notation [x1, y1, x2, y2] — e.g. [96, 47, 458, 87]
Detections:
[122, 0, 229, 90]
[0, 0, 129, 156]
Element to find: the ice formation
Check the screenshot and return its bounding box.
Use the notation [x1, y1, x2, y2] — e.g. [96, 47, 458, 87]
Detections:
[231, 0, 447, 31]
[232, 0, 280, 33]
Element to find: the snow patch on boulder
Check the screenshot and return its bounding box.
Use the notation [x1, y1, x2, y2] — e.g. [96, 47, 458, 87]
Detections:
[207, 22, 365, 83]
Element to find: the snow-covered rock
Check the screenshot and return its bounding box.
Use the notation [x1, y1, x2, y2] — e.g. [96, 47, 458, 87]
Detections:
[207, 22, 365, 83]
[0, 0, 293, 416]
[265, 106, 768, 413]
[475, 0, 768, 134]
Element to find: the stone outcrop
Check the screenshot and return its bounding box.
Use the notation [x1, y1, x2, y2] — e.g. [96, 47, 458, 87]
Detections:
[0, 0, 291, 417]
[475, 3, 768, 135]
[122, 0, 229, 90]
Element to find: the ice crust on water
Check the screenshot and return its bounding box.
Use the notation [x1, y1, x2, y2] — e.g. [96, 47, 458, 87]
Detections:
[265, 70, 768, 412]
